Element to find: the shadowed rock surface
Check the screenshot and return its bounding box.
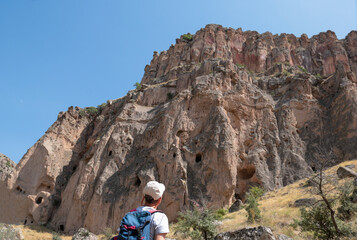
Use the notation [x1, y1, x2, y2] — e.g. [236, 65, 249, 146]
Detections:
[215, 226, 275, 240]
[1, 24, 357, 234]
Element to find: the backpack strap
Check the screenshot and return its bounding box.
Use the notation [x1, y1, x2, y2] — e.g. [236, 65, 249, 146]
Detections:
[148, 209, 162, 214]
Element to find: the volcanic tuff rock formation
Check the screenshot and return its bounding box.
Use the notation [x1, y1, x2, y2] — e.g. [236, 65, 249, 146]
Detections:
[0, 153, 15, 182]
[1, 24, 357, 234]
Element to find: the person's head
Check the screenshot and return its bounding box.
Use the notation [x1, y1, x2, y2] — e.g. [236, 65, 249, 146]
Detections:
[142, 181, 165, 208]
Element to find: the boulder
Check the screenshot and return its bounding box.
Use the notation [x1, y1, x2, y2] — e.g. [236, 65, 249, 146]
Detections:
[277, 234, 294, 240]
[215, 226, 275, 240]
[0, 223, 24, 240]
[72, 228, 97, 240]
[345, 165, 356, 169]
[229, 199, 243, 213]
[293, 198, 316, 207]
[337, 167, 357, 179]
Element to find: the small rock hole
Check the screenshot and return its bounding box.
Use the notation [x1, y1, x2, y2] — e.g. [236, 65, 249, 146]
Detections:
[31, 221, 33, 224]
[59, 225, 64, 231]
[72, 166, 77, 171]
[35, 197, 43, 204]
[173, 153, 177, 158]
[312, 166, 316, 172]
[24, 220, 27, 225]
[134, 177, 141, 187]
[195, 153, 202, 163]
[109, 151, 112, 156]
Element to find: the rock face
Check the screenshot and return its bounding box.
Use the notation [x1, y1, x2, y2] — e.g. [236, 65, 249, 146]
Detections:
[215, 226, 276, 240]
[1, 24, 357, 234]
[0, 153, 15, 182]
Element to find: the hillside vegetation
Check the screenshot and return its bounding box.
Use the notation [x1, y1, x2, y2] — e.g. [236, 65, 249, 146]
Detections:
[168, 159, 357, 240]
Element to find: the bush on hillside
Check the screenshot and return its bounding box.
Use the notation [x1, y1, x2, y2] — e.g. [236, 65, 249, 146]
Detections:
[337, 182, 357, 220]
[244, 186, 264, 223]
[292, 201, 354, 240]
[175, 208, 218, 240]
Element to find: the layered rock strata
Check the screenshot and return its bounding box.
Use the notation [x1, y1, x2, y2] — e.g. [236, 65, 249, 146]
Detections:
[1, 24, 357, 234]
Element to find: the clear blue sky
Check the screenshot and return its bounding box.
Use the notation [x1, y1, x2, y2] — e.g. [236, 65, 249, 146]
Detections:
[1, 0, 356, 163]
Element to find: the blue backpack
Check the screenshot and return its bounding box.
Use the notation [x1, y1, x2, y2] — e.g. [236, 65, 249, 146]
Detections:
[111, 209, 161, 240]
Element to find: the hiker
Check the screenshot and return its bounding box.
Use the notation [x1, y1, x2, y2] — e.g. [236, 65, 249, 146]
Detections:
[113, 181, 169, 240]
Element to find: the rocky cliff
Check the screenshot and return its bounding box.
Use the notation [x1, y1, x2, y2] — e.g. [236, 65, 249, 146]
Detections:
[1, 24, 357, 234]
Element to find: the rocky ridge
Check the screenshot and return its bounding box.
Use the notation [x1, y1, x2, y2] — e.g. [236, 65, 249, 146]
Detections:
[1, 24, 357, 234]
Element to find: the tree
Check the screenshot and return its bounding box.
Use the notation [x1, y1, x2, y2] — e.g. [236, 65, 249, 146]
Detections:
[244, 186, 264, 223]
[293, 161, 356, 239]
[175, 208, 218, 240]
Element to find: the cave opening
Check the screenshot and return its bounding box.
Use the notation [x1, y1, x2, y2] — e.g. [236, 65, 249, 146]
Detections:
[134, 177, 141, 187]
[35, 197, 43, 204]
[195, 153, 202, 163]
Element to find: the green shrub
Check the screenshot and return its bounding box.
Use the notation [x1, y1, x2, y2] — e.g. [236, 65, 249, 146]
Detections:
[337, 182, 357, 220]
[298, 65, 307, 73]
[134, 82, 141, 90]
[292, 202, 354, 240]
[236, 63, 245, 69]
[6, 160, 11, 168]
[79, 107, 99, 117]
[244, 186, 264, 223]
[97, 103, 107, 110]
[315, 73, 322, 79]
[214, 208, 228, 220]
[175, 208, 218, 240]
[85, 107, 99, 116]
[182, 33, 193, 41]
[282, 69, 291, 76]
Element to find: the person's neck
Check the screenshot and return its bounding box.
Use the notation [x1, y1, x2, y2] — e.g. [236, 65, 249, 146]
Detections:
[143, 204, 157, 209]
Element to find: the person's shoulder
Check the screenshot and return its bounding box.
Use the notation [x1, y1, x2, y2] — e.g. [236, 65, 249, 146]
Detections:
[152, 211, 168, 221]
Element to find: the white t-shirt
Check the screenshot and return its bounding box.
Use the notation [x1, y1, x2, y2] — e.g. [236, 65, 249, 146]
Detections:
[135, 206, 169, 240]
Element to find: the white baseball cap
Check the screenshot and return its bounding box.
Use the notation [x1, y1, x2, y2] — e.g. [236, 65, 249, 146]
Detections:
[143, 181, 166, 200]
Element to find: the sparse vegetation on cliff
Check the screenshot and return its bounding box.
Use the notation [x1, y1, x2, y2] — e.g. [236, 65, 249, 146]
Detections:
[79, 106, 99, 117]
[134, 82, 141, 90]
[182, 33, 193, 41]
[298, 65, 307, 73]
[236, 63, 245, 69]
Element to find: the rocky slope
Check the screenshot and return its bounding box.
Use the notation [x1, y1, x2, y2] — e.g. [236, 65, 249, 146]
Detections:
[1, 24, 357, 234]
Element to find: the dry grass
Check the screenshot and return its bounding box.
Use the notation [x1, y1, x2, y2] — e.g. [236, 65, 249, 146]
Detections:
[18, 225, 72, 240]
